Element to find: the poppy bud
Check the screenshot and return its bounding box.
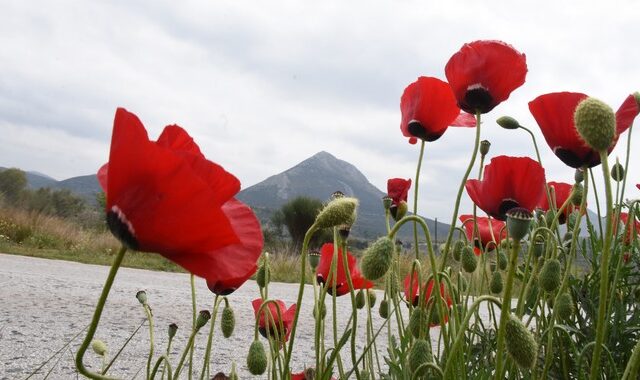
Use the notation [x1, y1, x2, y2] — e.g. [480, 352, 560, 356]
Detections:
[556, 292, 574, 321]
[390, 201, 408, 221]
[496, 116, 522, 130]
[314, 197, 358, 229]
[313, 303, 326, 320]
[539, 259, 561, 292]
[461, 245, 477, 273]
[379, 299, 390, 319]
[360, 236, 394, 280]
[136, 290, 147, 305]
[368, 290, 377, 307]
[490, 271, 503, 294]
[570, 183, 584, 206]
[196, 310, 211, 330]
[611, 162, 625, 182]
[505, 315, 538, 369]
[567, 212, 578, 229]
[247, 340, 267, 375]
[256, 264, 269, 288]
[356, 289, 366, 309]
[574, 169, 585, 183]
[452, 240, 464, 261]
[544, 210, 556, 227]
[429, 304, 443, 325]
[479, 139, 491, 157]
[498, 250, 508, 270]
[308, 250, 321, 270]
[91, 339, 108, 356]
[168, 323, 178, 339]
[506, 208, 533, 241]
[409, 339, 433, 375]
[574, 97, 616, 151]
[382, 196, 392, 210]
[409, 308, 428, 338]
[221, 305, 235, 338]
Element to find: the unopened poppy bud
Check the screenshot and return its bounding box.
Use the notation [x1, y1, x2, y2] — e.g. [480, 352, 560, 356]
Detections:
[429, 304, 443, 325]
[563, 231, 573, 242]
[567, 212, 578, 229]
[453, 240, 464, 261]
[409, 339, 433, 375]
[507, 208, 533, 241]
[505, 315, 538, 369]
[556, 292, 574, 321]
[195, 310, 211, 329]
[256, 264, 269, 288]
[221, 305, 235, 338]
[611, 162, 625, 182]
[247, 340, 267, 375]
[367, 289, 377, 307]
[168, 323, 178, 339]
[308, 250, 321, 270]
[136, 290, 147, 305]
[539, 258, 561, 292]
[461, 245, 477, 273]
[390, 201, 408, 221]
[498, 250, 508, 270]
[360, 236, 394, 280]
[574, 169, 585, 183]
[570, 183, 584, 206]
[382, 196, 392, 210]
[355, 290, 366, 309]
[574, 97, 616, 151]
[409, 308, 428, 338]
[479, 139, 491, 157]
[379, 299, 389, 319]
[314, 197, 358, 229]
[490, 271, 503, 294]
[91, 339, 108, 356]
[496, 116, 522, 130]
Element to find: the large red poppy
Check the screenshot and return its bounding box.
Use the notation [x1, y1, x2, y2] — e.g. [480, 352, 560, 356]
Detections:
[459, 214, 506, 250]
[98, 108, 263, 295]
[537, 181, 584, 224]
[400, 76, 476, 142]
[445, 40, 527, 114]
[465, 156, 546, 221]
[387, 178, 412, 206]
[404, 272, 452, 326]
[529, 92, 640, 168]
[251, 298, 297, 342]
[316, 243, 373, 296]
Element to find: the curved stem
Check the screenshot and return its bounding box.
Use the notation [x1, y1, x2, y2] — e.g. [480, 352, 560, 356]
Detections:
[75, 245, 127, 380]
[173, 329, 199, 379]
[151, 356, 173, 380]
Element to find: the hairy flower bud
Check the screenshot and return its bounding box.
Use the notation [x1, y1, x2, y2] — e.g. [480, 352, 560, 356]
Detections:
[409, 339, 433, 375]
[91, 339, 108, 356]
[195, 310, 211, 330]
[497, 116, 522, 130]
[360, 237, 394, 280]
[574, 97, 616, 151]
[539, 259, 562, 292]
[507, 208, 533, 241]
[452, 240, 464, 261]
[368, 290, 377, 307]
[461, 245, 477, 273]
[505, 315, 538, 369]
[221, 305, 235, 338]
[490, 271, 503, 294]
[498, 250, 508, 270]
[379, 299, 389, 319]
[611, 162, 625, 182]
[556, 292, 574, 321]
[314, 197, 358, 229]
[409, 308, 428, 338]
[247, 340, 267, 375]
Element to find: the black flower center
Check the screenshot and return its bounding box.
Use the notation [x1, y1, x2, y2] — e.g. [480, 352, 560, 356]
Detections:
[107, 206, 139, 250]
[461, 86, 495, 114]
[498, 199, 520, 220]
[554, 148, 599, 169]
[407, 120, 445, 142]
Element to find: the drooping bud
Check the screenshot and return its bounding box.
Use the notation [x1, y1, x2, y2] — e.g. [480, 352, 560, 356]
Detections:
[379, 299, 390, 319]
[507, 208, 533, 241]
[247, 340, 268, 375]
[505, 315, 538, 369]
[360, 237, 394, 280]
[168, 323, 178, 339]
[490, 271, 504, 294]
[195, 310, 211, 329]
[574, 169, 585, 183]
[480, 139, 492, 157]
[390, 201, 408, 221]
[556, 293, 574, 321]
[382, 196, 392, 210]
[136, 290, 148, 305]
[611, 162, 625, 182]
[498, 250, 508, 270]
[308, 250, 321, 270]
[221, 305, 235, 338]
[574, 97, 616, 151]
[461, 245, 477, 273]
[409, 308, 428, 338]
[539, 259, 562, 292]
[570, 183, 584, 206]
[91, 339, 108, 356]
[452, 240, 464, 261]
[314, 197, 358, 229]
[355, 290, 366, 309]
[367, 289, 377, 307]
[409, 339, 433, 375]
[496, 116, 522, 130]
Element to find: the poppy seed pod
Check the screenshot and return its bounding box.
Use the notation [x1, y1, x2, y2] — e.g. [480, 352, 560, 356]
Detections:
[570, 183, 584, 206]
[368, 290, 377, 307]
[256, 264, 269, 288]
[490, 271, 504, 294]
[247, 340, 267, 375]
[168, 323, 178, 339]
[91, 339, 108, 356]
[497, 116, 522, 130]
[453, 240, 465, 261]
[539, 259, 562, 292]
[382, 196, 392, 210]
[409, 308, 428, 338]
[314, 197, 358, 229]
[196, 310, 211, 330]
[221, 305, 235, 338]
[356, 289, 366, 309]
[136, 290, 147, 305]
[532, 239, 545, 258]
[498, 250, 508, 270]
[506, 208, 533, 241]
[505, 315, 538, 369]
[360, 237, 394, 281]
[409, 339, 433, 375]
[556, 292, 574, 321]
[461, 245, 477, 273]
[574, 97, 616, 151]
[308, 250, 321, 270]
[379, 299, 390, 319]
[575, 169, 585, 183]
[611, 162, 625, 182]
[390, 201, 408, 221]
[480, 139, 491, 157]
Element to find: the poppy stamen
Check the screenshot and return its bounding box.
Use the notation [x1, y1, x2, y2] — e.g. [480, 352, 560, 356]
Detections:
[107, 205, 139, 250]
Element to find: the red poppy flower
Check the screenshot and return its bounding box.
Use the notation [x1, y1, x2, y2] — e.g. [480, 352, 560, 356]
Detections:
[316, 243, 373, 296]
[404, 272, 452, 326]
[98, 108, 263, 295]
[529, 92, 640, 168]
[459, 214, 506, 250]
[637, 184, 640, 191]
[387, 178, 412, 206]
[615, 212, 640, 245]
[291, 371, 335, 380]
[445, 40, 527, 114]
[465, 156, 546, 221]
[251, 298, 297, 342]
[400, 76, 476, 142]
[537, 181, 585, 224]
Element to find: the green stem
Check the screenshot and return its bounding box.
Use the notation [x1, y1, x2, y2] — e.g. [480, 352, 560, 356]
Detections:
[589, 168, 605, 239]
[199, 295, 222, 380]
[494, 240, 521, 379]
[75, 246, 127, 380]
[151, 356, 173, 380]
[340, 238, 360, 379]
[413, 140, 426, 259]
[144, 304, 155, 380]
[189, 274, 197, 380]
[173, 329, 200, 380]
[330, 230, 345, 377]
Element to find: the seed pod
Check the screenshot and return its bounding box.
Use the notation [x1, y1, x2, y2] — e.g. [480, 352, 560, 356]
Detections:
[498, 250, 508, 270]
[379, 299, 389, 319]
[539, 259, 562, 292]
[480, 139, 491, 156]
[355, 289, 365, 309]
[461, 245, 477, 273]
[409, 339, 433, 375]
[195, 310, 211, 329]
[382, 196, 392, 210]
[506, 208, 533, 241]
[221, 305, 235, 338]
[505, 315, 538, 369]
[308, 250, 321, 270]
[246, 340, 268, 375]
[556, 293, 574, 321]
[168, 323, 178, 339]
[409, 308, 428, 338]
[367, 290, 377, 307]
[136, 290, 148, 305]
[91, 339, 108, 356]
[360, 237, 394, 280]
[574, 97, 616, 151]
[490, 271, 503, 294]
[314, 197, 358, 229]
[452, 240, 464, 261]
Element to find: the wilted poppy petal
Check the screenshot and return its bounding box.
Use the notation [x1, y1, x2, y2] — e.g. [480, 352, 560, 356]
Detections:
[450, 111, 477, 127]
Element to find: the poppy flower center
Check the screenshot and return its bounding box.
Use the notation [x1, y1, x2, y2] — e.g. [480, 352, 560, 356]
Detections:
[107, 205, 139, 250]
[462, 84, 494, 114]
[554, 147, 598, 169]
[407, 120, 444, 142]
[498, 199, 520, 220]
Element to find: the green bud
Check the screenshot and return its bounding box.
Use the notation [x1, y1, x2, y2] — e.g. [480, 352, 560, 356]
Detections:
[490, 271, 503, 294]
[390, 201, 408, 221]
[367, 289, 377, 307]
[611, 162, 625, 182]
[256, 264, 269, 288]
[575, 169, 585, 183]
[168, 323, 178, 339]
[453, 240, 464, 261]
[506, 208, 533, 241]
[409, 308, 428, 338]
[136, 290, 147, 305]
[314, 197, 358, 229]
[480, 139, 491, 156]
[539, 259, 562, 292]
[91, 339, 108, 356]
[356, 289, 366, 309]
[497, 116, 522, 130]
[247, 340, 268, 375]
[505, 315, 538, 369]
[498, 250, 508, 270]
[570, 183, 584, 206]
[409, 339, 433, 375]
[360, 237, 394, 280]
[556, 293, 574, 321]
[574, 97, 616, 151]
[221, 305, 235, 338]
[461, 245, 477, 273]
[379, 299, 390, 319]
[195, 310, 211, 330]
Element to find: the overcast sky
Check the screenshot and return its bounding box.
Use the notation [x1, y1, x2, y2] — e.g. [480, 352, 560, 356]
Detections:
[1, 0, 639, 222]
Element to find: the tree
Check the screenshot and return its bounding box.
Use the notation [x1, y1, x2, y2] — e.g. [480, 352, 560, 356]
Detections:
[0, 168, 28, 203]
[273, 196, 331, 250]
